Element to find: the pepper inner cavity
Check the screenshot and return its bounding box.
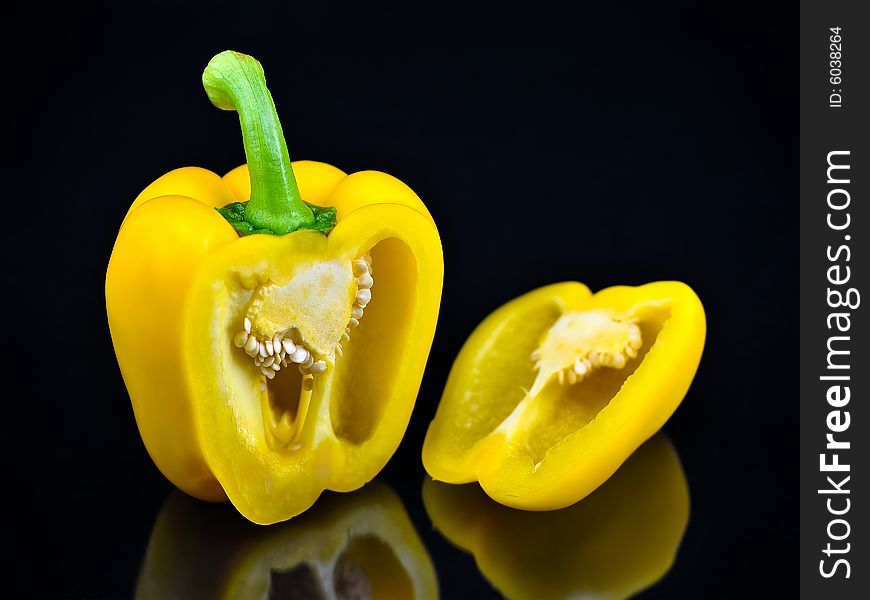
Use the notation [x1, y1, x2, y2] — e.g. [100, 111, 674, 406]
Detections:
[232, 254, 374, 447]
[500, 302, 669, 464]
[528, 309, 642, 397]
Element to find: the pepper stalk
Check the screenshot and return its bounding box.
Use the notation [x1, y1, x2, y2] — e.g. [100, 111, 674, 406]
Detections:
[202, 50, 336, 236]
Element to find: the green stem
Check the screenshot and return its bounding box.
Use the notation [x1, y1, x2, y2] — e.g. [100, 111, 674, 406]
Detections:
[203, 51, 330, 235]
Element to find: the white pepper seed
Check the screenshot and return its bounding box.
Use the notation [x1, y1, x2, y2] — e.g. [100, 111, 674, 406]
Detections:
[291, 347, 308, 364]
[233, 331, 248, 348]
[352, 259, 369, 276]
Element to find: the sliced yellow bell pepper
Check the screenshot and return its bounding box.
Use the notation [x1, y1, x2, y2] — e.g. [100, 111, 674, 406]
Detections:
[106, 51, 442, 524]
[136, 482, 438, 599]
[423, 434, 689, 599]
[422, 281, 704, 509]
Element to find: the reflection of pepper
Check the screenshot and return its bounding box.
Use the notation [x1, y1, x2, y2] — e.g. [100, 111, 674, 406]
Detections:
[106, 51, 443, 524]
[136, 482, 438, 599]
[424, 434, 689, 599]
[423, 281, 704, 509]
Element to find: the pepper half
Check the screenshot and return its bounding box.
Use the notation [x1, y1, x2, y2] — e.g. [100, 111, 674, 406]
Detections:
[422, 281, 704, 509]
[423, 434, 689, 599]
[136, 483, 438, 599]
[106, 51, 443, 523]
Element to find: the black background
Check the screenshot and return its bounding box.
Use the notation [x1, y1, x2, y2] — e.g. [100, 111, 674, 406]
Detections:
[6, 2, 796, 598]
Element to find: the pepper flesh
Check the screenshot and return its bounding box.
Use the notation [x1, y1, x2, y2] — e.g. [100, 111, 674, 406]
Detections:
[422, 281, 704, 510]
[423, 434, 689, 599]
[107, 161, 442, 523]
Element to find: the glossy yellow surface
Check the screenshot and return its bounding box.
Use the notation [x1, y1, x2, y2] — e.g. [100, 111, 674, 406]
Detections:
[106, 161, 443, 523]
[136, 482, 438, 599]
[423, 434, 689, 599]
[422, 281, 704, 509]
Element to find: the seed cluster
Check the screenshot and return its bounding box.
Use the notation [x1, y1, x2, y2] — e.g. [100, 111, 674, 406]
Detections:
[531, 319, 643, 386]
[346, 254, 374, 340]
[233, 318, 325, 379]
[233, 254, 374, 381]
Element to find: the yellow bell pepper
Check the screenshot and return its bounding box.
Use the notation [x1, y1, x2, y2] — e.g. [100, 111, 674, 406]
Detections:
[136, 482, 438, 599]
[422, 281, 704, 509]
[106, 51, 442, 524]
[423, 434, 689, 599]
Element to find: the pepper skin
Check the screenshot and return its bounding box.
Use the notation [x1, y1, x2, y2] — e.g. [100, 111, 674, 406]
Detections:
[422, 281, 704, 510]
[423, 435, 689, 600]
[106, 52, 443, 524]
[136, 483, 438, 599]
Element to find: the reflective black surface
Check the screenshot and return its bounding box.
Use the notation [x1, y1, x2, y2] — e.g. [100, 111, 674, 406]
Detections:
[7, 2, 795, 598]
[134, 482, 437, 599]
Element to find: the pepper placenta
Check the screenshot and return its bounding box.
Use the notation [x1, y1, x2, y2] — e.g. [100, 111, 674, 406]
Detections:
[422, 281, 704, 509]
[106, 51, 443, 524]
[423, 434, 689, 599]
[136, 483, 438, 599]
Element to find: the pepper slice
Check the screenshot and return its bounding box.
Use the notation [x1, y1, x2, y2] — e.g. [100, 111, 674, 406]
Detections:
[106, 51, 443, 524]
[423, 434, 689, 599]
[136, 483, 438, 599]
[422, 281, 704, 509]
